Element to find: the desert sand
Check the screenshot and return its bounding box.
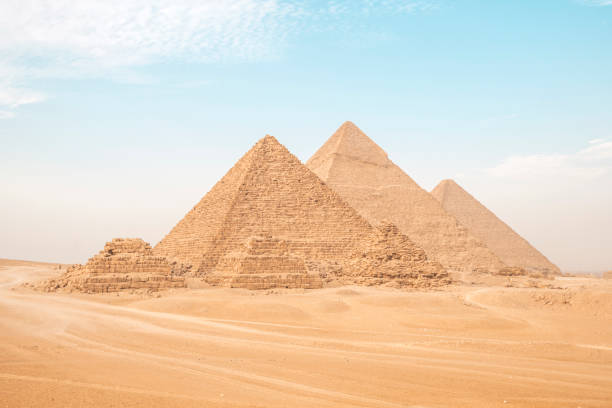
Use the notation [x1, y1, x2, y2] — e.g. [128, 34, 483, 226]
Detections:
[2, 259, 611, 408]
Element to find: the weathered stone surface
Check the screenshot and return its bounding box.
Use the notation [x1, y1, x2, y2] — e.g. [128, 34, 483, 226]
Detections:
[603, 271, 612, 279]
[40, 238, 187, 293]
[431, 179, 560, 275]
[211, 236, 323, 289]
[496, 266, 528, 277]
[307, 121, 505, 274]
[155, 135, 447, 289]
[340, 222, 450, 288]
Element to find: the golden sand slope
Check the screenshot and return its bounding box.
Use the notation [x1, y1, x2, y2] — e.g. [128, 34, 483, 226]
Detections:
[432, 179, 560, 275]
[1, 260, 611, 408]
[307, 121, 505, 274]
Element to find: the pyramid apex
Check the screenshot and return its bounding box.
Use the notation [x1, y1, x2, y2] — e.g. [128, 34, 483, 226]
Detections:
[438, 179, 459, 187]
[307, 121, 390, 171]
[250, 134, 287, 153]
[340, 120, 357, 129]
[258, 134, 280, 144]
[432, 179, 463, 202]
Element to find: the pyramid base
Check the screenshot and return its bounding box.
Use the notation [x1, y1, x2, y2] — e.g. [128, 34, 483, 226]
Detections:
[205, 273, 323, 290]
[41, 272, 186, 293]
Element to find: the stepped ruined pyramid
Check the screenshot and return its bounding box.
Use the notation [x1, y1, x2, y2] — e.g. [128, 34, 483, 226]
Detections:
[40, 238, 187, 293]
[307, 121, 505, 274]
[154, 135, 448, 289]
[431, 179, 560, 275]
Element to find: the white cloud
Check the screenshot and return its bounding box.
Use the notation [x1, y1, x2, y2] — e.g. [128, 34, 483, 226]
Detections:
[0, 0, 303, 85]
[580, 0, 612, 5]
[0, 0, 430, 73]
[0, 0, 431, 112]
[487, 139, 612, 179]
[0, 110, 16, 119]
[0, 86, 46, 108]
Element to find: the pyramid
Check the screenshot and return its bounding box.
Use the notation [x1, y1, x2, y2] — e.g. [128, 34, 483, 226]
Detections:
[431, 179, 560, 275]
[154, 135, 448, 289]
[40, 238, 187, 293]
[307, 121, 505, 273]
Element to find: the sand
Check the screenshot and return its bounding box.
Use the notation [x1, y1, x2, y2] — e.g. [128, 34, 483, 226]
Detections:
[1, 259, 611, 407]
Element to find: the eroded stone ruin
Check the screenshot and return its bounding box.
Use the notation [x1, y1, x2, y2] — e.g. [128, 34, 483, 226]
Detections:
[209, 235, 323, 289]
[40, 238, 187, 293]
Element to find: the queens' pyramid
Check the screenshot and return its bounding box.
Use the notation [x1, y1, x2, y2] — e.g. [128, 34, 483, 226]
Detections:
[40, 238, 187, 293]
[307, 121, 506, 273]
[432, 179, 560, 275]
[154, 135, 448, 289]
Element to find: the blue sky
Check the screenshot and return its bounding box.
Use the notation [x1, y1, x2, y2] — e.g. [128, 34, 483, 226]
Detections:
[1, 0, 611, 271]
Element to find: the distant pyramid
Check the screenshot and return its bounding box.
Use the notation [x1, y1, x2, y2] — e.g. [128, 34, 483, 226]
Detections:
[431, 179, 560, 274]
[307, 121, 505, 273]
[155, 135, 448, 289]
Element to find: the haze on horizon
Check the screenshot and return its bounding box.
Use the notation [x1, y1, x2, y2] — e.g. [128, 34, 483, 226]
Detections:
[1, 0, 611, 273]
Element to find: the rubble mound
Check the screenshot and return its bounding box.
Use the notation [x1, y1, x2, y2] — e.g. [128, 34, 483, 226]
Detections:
[208, 236, 323, 290]
[431, 179, 560, 275]
[307, 121, 505, 274]
[341, 222, 450, 288]
[496, 266, 528, 276]
[40, 238, 187, 293]
[155, 135, 448, 290]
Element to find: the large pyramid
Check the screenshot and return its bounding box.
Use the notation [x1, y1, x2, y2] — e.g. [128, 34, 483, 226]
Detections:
[306, 121, 505, 273]
[431, 179, 560, 275]
[154, 135, 448, 289]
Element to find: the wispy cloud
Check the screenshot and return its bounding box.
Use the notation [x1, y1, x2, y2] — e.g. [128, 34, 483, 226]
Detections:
[0, 0, 301, 79]
[487, 139, 612, 179]
[580, 0, 612, 5]
[0, 110, 16, 120]
[0, 85, 46, 108]
[0, 0, 300, 116]
[0, 0, 432, 114]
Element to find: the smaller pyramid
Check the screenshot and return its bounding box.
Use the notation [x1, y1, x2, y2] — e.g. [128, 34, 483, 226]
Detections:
[40, 238, 187, 293]
[155, 135, 448, 289]
[307, 121, 506, 274]
[342, 222, 449, 288]
[431, 180, 560, 275]
[209, 235, 323, 290]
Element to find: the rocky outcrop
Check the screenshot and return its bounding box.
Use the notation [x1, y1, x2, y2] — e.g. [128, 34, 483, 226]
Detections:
[39, 238, 187, 293]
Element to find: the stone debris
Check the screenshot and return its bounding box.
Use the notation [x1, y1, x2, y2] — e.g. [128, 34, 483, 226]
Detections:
[208, 236, 323, 289]
[431, 179, 560, 275]
[155, 135, 448, 290]
[307, 121, 505, 274]
[39, 238, 187, 293]
[496, 266, 528, 276]
[340, 222, 450, 288]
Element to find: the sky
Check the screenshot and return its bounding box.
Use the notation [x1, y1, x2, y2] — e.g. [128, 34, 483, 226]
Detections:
[1, 0, 611, 272]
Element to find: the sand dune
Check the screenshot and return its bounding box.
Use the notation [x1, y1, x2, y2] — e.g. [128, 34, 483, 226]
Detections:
[1, 261, 611, 407]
